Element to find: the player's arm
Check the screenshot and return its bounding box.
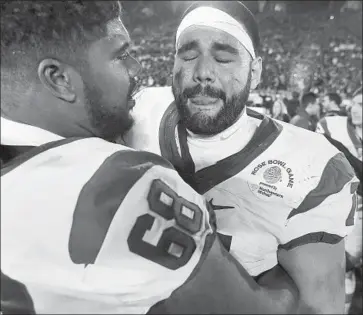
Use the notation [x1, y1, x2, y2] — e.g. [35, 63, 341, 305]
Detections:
[149, 234, 299, 314]
[277, 239, 346, 313]
[266, 152, 359, 314]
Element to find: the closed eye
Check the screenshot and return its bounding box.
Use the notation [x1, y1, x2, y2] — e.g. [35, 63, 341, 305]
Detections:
[183, 55, 198, 61]
[214, 53, 234, 64]
[215, 58, 232, 64]
[180, 51, 198, 61]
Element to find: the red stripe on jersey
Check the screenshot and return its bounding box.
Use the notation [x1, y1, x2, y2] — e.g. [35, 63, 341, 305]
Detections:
[278, 232, 343, 251]
[159, 103, 283, 195]
[192, 116, 282, 194]
[68, 150, 174, 265]
[1, 138, 82, 177]
[324, 135, 362, 188]
[287, 152, 357, 220]
[159, 102, 187, 173]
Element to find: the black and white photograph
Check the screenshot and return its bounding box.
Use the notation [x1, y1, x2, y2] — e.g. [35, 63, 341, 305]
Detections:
[1, 1, 362, 314]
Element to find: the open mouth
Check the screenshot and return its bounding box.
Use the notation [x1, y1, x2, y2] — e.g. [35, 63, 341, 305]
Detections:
[189, 95, 219, 105]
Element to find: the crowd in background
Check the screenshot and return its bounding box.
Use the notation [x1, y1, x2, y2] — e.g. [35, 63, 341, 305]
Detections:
[124, 2, 362, 154]
[125, 3, 362, 98]
[247, 89, 360, 125]
[124, 1, 362, 157]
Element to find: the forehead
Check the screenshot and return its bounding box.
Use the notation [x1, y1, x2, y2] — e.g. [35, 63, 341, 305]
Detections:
[87, 17, 130, 60]
[106, 17, 130, 41]
[177, 26, 245, 52]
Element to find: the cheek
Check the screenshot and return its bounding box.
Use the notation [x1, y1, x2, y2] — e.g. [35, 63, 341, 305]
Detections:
[173, 61, 194, 86]
[225, 62, 249, 88]
[102, 63, 129, 99]
[110, 61, 129, 83]
[173, 66, 186, 89]
[226, 75, 244, 96]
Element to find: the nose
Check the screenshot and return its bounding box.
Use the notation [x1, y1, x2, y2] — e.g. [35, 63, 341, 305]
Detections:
[193, 56, 216, 84]
[127, 55, 141, 78]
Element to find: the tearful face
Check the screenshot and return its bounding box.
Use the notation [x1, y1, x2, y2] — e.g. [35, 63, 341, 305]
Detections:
[172, 27, 257, 135]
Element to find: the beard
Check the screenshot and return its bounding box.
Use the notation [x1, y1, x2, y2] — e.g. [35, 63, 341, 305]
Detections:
[173, 72, 252, 136]
[83, 78, 136, 142]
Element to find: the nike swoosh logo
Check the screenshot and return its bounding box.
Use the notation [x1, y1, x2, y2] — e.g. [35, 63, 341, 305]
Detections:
[209, 198, 234, 211]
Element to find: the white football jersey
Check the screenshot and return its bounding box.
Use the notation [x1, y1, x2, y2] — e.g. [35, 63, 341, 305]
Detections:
[1, 137, 215, 313]
[1, 117, 218, 313]
[4, 117, 291, 314]
[125, 86, 360, 277]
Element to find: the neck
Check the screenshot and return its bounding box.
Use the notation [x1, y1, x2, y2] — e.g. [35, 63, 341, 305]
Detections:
[4, 110, 94, 140]
[2, 93, 97, 140]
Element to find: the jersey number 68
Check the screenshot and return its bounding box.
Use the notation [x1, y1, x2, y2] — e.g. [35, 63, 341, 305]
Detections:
[127, 179, 204, 270]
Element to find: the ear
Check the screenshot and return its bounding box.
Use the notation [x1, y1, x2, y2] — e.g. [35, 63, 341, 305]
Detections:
[37, 59, 76, 103]
[250, 56, 262, 90]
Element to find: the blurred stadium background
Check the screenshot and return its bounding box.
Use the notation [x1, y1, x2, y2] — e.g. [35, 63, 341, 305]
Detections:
[121, 1, 362, 101]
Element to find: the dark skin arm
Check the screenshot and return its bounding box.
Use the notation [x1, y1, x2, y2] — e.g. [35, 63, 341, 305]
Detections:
[256, 240, 346, 314]
[149, 236, 299, 314]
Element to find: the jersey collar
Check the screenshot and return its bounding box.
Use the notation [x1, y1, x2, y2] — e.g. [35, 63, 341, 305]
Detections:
[1, 116, 64, 147]
[159, 103, 283, 194]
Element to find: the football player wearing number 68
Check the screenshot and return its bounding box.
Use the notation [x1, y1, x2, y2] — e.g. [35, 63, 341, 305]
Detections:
[1, 1, 298, 314]
[124, 1, 360, 313]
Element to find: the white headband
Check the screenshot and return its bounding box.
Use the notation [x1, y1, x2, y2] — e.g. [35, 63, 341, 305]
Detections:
[176, 6, 256, 59]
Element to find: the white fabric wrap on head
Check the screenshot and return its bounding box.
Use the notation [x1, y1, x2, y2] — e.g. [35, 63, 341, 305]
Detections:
[175, 6, 256, 59]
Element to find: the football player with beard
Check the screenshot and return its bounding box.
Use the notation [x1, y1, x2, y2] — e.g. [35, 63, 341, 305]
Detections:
[1, 1, 298, 314]
[124, 1, 360, 313]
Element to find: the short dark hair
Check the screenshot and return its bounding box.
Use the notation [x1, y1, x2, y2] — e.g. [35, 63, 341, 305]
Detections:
[301, 92, 317, 108]
[1, 1, 122, 73]
[327, 92, 342, 106]
[181, 1, 261, 54]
